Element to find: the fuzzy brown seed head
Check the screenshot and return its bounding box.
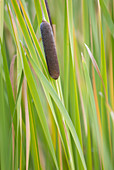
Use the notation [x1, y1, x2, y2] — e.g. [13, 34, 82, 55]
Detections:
[40, 21, 60, 80]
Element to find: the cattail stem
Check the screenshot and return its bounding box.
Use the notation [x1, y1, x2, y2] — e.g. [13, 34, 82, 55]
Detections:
[44, 0, 53, 31]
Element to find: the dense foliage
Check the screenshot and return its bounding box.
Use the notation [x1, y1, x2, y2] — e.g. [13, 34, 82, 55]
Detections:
[0, 0, 114, 169]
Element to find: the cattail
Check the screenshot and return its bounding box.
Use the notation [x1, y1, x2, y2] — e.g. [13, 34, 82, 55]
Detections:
[40, 20, 60, 80]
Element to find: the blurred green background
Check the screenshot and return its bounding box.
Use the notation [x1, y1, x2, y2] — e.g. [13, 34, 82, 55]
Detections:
[0, 0, 114, 169]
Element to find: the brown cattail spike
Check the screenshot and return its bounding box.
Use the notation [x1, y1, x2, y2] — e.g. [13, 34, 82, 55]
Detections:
[40, 21, 60, 80]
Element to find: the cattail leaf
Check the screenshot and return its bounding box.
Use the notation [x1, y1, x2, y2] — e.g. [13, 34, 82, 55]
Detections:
[27, 49, 87, 170]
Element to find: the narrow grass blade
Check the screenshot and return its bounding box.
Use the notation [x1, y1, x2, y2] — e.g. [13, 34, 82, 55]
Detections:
[0, 69, 6, 170]
[0, 69, 12, 170]
[92, 67, 102, 136]
[33, 0, 42, 27]
[57, 131, 63, 170]
[19, 108, 22, 170]
[73, 28, 87, 135]
[86, 0, 100, 62]
[66, 0, 74, 64]
[0, 39, 16, 130]
[10, 54, 16, 98]
[69, 51, 83, 170]
[28, 88, 41, 170]
[86, 122, 92, 170]
[33, 14, 38, 33]
[64, 0, 69, 110]
[100, 12, 112, 162]
[82, 0, 90, 66]
[23, 78, 30, 170]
